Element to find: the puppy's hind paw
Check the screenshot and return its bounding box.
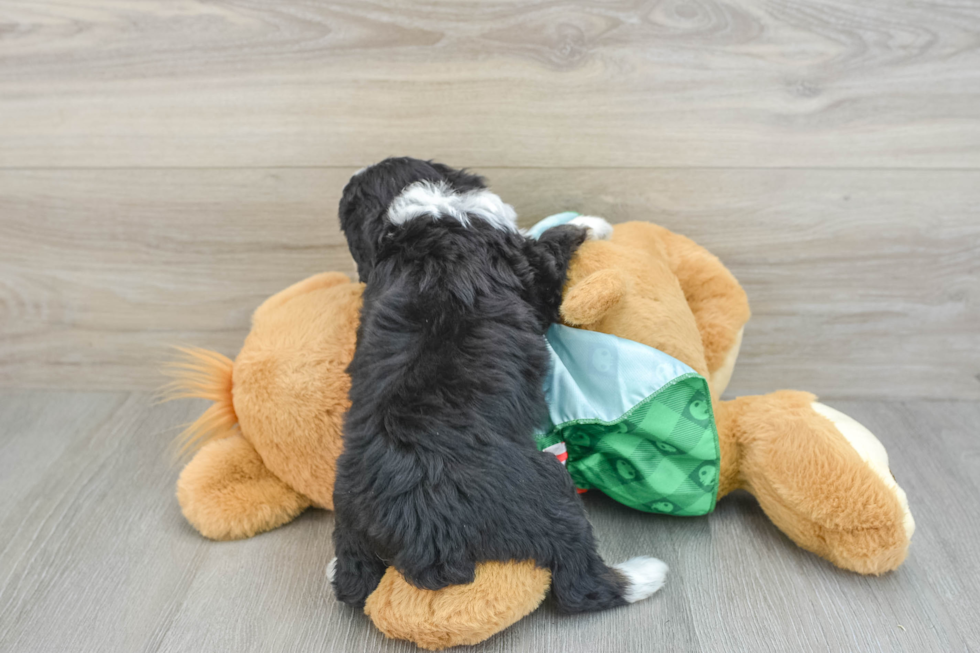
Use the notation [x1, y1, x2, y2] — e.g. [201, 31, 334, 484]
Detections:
[614, 556, 668, 603]
[569, 215, 614, 240]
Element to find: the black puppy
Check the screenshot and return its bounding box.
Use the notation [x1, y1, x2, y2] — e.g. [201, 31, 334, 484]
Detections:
[329, 157, 666, 612]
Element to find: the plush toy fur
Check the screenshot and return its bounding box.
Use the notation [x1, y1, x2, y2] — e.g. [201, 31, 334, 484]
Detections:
[167, 222, 913, 649]
[169, 271, 359, 539]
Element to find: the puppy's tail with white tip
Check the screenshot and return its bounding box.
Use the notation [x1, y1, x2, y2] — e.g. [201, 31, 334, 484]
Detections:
[613, 556, 668, 602]
[550, 551, 668, 613]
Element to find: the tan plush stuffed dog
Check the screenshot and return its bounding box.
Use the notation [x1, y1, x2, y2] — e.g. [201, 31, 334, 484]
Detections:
[168, 222, 913, 650]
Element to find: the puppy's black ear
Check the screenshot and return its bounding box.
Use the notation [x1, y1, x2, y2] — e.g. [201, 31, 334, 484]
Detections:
[338, 175, 390, 282]
[523, 224, 589, 329]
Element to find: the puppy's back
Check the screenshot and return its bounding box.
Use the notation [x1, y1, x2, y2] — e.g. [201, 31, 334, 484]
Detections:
[346, 217, 551, 451]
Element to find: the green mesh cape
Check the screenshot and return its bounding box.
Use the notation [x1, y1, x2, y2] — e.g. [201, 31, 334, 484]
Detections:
[530, 214, 721, 516]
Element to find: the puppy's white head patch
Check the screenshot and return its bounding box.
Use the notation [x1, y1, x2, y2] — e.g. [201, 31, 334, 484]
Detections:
[387, 180, 518, 232]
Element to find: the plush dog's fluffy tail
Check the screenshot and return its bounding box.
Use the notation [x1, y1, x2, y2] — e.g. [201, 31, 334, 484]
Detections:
[161, 347, 237, 455]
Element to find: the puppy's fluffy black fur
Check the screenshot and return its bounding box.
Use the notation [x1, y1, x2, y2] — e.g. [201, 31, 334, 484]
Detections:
[331, 158, 633, 612]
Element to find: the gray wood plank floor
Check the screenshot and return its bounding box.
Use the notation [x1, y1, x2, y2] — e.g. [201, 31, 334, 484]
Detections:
[0, 391, 976, 652]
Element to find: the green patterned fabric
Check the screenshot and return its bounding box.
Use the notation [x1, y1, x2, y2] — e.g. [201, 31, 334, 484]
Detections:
[535, 369, 720, 516]
[529, 212, 720, 516]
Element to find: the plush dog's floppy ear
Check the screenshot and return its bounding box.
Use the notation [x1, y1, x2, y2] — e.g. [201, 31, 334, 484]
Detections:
[561, 268, 628, 327]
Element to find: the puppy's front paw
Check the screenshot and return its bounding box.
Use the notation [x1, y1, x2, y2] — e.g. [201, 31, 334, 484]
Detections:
[569, 216, 613, 240]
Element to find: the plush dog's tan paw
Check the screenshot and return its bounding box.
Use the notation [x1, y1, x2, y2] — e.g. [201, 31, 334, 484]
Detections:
[811, 402, 915, 540]
[177, 433, 311, 540]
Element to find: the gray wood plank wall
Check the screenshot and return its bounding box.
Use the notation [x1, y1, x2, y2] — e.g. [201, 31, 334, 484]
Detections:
[2, 1, 978, 398]
[2, 168, 978, 397]
[2, 1, 979, 169]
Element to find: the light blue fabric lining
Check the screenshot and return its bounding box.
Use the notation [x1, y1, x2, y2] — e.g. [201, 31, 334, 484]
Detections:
[540, 324, 698, 431]
[523, 211, 580, 239]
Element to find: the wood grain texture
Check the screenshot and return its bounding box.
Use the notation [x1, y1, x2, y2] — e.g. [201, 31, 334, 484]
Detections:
[1, 1, 976, 650]
[2, 167, 978, 398]
[0, 391, 977, 652]
[1, 0, 979, 168]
